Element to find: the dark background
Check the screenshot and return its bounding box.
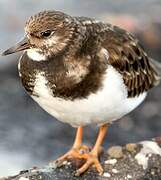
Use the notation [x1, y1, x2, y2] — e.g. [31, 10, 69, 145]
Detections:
[0, 0, 161, 176]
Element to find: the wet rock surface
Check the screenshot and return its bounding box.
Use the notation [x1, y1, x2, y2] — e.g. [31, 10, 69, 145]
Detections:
[1, 140, 161, 180]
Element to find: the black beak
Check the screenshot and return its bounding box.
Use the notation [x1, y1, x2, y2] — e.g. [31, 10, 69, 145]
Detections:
[1, 36, 30, 56]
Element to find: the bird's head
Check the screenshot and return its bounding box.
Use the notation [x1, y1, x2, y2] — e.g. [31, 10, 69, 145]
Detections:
[2, 10, 77, 60]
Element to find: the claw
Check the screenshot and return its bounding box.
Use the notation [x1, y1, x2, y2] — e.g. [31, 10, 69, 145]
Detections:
[54, 149, 80, 167]
[53, 145, 91, 167]
[75, 153, 103, 176]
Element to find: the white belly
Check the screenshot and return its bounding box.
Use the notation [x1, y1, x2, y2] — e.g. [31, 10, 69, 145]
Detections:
[31, 66, 147, 127]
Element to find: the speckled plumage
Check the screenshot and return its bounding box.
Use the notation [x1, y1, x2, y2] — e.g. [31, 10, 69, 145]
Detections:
[2, 10, 161, 175]
[18, 10, 160, 100]
[14, 10, 161, 127]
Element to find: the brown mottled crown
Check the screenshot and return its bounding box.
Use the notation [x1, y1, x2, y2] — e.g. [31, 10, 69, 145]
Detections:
[25, 10, 73, 35]
[24, 10, 78, 56]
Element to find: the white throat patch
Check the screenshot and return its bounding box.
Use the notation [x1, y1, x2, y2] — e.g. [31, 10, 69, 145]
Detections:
[27, 49, 46, 61]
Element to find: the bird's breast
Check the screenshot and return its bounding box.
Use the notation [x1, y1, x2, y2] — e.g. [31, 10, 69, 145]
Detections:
[32, 66, 146, 127]
[18, 51, 107, 100]
[19, 58, 146, 127]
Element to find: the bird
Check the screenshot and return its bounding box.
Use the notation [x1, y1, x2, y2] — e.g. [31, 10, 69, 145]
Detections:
[2, 10, 161, 176]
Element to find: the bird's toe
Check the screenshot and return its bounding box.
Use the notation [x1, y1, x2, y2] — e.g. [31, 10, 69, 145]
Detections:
[75, 153, 103, 176]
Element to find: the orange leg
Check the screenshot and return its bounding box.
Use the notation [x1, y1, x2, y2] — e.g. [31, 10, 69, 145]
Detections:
[75, 124, 108, 176]
[55, 126, 90, 166]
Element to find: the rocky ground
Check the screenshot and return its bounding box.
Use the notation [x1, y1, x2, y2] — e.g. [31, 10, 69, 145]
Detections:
[1, 139, 161, 180]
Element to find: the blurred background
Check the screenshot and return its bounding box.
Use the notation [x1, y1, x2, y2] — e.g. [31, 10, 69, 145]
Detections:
[0, 0, 161, 177]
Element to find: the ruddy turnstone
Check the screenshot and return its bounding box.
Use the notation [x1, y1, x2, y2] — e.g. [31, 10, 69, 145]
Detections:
[2, 10, 161, 176]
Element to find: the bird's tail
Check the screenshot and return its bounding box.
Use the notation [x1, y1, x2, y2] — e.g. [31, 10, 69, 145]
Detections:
[149, 58, 161, 85]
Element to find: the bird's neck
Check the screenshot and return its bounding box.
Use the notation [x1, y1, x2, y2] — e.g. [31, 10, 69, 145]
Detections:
[64, 19, 105, 61]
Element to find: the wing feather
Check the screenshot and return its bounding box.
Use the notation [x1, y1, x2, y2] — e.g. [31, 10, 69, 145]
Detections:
[103, 25, 159, 97]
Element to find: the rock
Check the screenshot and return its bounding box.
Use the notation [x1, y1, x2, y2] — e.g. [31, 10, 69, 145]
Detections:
[2, 139, 161, 180]
[107, 146, 123, 159]
[125, 143, 137, 152]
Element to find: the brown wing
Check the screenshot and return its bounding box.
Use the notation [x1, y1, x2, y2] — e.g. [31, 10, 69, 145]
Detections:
[103, 25, 159, 97]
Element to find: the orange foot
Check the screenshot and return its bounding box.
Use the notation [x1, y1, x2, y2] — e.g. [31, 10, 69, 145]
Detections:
[75, 152, 103, 176]
[54, 145, 91, 167]
[53, 124, 107, 176]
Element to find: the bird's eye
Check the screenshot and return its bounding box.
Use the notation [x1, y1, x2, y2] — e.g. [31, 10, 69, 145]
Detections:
[41, 30, 52, 38]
